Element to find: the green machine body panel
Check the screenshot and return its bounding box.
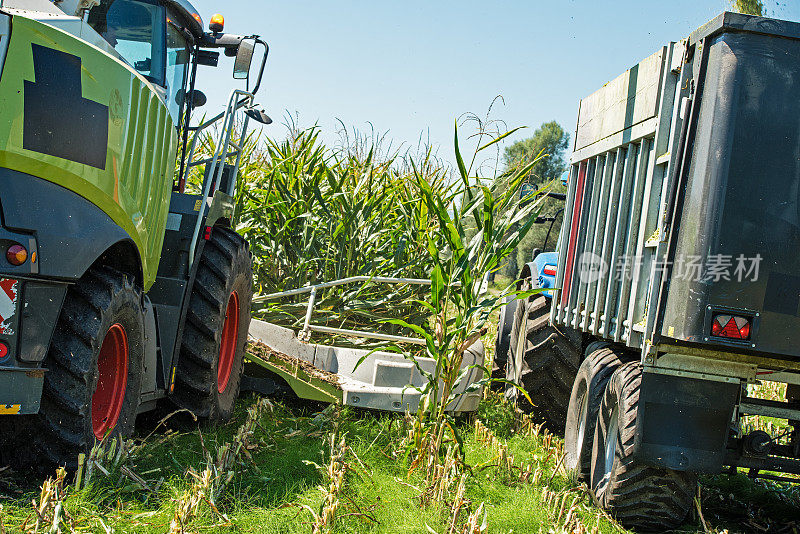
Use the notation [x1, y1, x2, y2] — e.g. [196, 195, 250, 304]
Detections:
[0, 16, 177, 290]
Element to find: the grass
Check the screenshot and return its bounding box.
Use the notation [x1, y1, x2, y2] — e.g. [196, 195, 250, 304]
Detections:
[2, 397, 796, 533]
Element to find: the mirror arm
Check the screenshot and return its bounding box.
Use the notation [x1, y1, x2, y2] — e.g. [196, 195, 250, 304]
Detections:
[249, 38, 269, 96]
[200, 32, 244, 50]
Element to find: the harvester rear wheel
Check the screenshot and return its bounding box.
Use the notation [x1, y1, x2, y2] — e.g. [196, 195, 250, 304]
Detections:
[171, 226, 252, 422]
[564, 343, 623, 482]
[590, 362, 696, 531]
[12, 266, 145, 472]
[505, 281, 581, 435]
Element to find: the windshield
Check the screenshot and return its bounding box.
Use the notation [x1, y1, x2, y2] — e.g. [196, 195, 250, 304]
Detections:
[88, 0, 166, 85]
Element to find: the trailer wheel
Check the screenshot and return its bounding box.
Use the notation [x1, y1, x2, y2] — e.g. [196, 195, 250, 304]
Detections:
[564, 343, 623, 482]
[172, 227, 252, 421]
[506, 282, 581, 434]
[14, 266, 145, 472]
[591, 362, 696, 531]
[491, 295, 517, 388]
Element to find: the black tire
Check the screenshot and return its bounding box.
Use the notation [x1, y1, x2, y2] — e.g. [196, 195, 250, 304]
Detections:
[564, 343, 623, 482]
[590, 362, 697, 531]
[9, 266, 145, 472]
[491, 295, 517, 388]
[505, 283, 582, 434]
[172, 226, 252, 422]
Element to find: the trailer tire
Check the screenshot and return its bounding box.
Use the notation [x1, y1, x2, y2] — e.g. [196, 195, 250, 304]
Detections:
[172, 227, 252, 422]
[9, 266, 145, 472]
[591, 362, 696, 531]
[492, 295, 517, 388]
[564, 343, 623, 482]
[506, 284, 581, 435]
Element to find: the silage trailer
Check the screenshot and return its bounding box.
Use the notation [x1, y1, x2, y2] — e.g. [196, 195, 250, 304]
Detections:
[498, 11, 800, 531]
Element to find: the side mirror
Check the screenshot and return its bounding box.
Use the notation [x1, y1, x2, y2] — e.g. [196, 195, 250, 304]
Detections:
[520, 181, 538, 200]
[190, 90, 207, 109]
[177, 89, 207, 109]
[245, 105, 272, 125]
[233, 39, 255, 80]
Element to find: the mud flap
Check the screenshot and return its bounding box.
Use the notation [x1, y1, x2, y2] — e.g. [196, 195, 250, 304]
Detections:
[0, 368, 45, 414]
[634, 369, 739, 473]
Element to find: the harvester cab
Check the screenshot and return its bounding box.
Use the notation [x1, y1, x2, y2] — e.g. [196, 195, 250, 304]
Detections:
[0, 0, 270, 471]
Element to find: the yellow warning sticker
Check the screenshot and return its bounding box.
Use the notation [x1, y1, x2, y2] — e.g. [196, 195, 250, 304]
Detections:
[668, 326, 675, 337]
[0, 404, 21, 414]
[194, 199, 203, 211]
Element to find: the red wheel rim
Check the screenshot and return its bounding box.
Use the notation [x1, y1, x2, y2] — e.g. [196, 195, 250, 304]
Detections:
[91, 324, 129, 440]
[218, 291, 240, 393]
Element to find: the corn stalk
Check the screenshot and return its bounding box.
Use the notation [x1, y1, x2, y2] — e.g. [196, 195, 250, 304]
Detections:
[383, 121, 547, 472]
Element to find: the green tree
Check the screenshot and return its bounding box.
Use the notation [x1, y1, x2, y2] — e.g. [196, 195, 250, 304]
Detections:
[502, 120, 570, 187]
[730, 0, 763, 15]
[495, 121, 570, 279]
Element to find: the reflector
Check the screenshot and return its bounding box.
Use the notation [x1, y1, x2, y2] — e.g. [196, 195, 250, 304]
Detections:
[6, 244, 27, 266]
[711, 314, 752, 340]
[0, 342, 7, 361]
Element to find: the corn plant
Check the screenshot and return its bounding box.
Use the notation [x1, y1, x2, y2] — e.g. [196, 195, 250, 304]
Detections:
[225, 127, 448, 342]
[386, 121, 548, 470]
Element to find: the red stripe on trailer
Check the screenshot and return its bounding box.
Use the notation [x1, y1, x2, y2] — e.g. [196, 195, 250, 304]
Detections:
[560, 162, 587, 308]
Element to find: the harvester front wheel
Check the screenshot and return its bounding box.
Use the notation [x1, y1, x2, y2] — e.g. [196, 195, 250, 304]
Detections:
[505, 282, 581, 435]
[19, 266, 145, 472]
[172, 226, 252, 422]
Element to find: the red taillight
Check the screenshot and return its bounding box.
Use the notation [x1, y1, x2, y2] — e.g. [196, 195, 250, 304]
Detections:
[542, 264, 557, 277]
[0, 341, 8, 361]
[6, 244, 27, 266]
[204, 226, 212, 240]
[739, 321, 751, 340]
[711, 319, 723, 336]
[711, 314, 752, 341]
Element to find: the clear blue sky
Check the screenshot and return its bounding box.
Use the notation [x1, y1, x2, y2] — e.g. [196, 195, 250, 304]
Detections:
[189, 1, 800, 167]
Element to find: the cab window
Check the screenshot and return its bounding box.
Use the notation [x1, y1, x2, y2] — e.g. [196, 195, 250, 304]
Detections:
[165, 21, 190, 123]
[88, 0, 166, 85]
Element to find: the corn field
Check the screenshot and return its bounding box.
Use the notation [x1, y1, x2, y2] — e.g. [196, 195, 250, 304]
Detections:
[189, 125, 455, 343]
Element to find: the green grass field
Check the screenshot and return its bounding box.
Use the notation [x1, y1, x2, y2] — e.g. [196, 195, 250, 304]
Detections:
[0, 319, 798, 533]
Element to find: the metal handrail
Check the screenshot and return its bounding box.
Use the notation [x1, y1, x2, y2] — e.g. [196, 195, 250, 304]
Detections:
[185, 89, 255, 265]
[253, 276, 432, 301]
[254, 276, 435, 344]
